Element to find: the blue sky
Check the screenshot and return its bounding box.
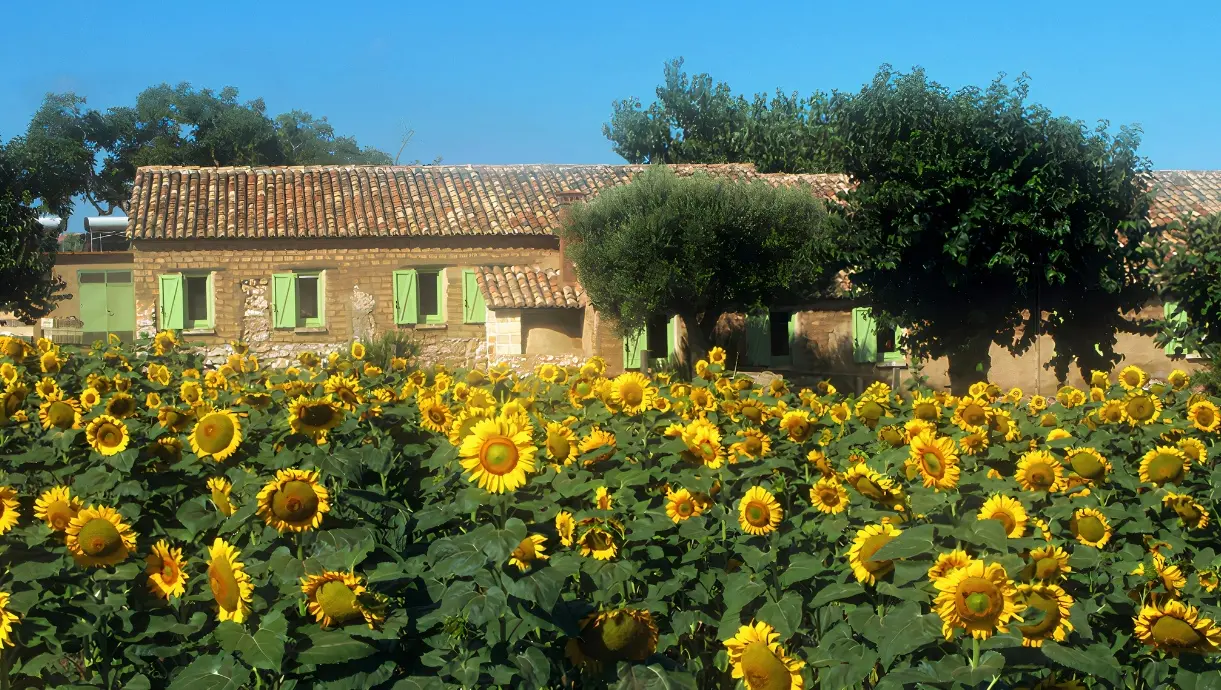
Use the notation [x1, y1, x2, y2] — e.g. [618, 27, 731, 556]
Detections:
[3, 0, 1219, 231]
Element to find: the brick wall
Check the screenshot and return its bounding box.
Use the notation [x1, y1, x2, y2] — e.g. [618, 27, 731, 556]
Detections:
[133, 237, 559, 367]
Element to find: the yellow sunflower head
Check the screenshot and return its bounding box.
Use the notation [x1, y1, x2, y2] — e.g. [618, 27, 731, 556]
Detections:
[145, 539, 189, 599]
[1069, 508, 1111, 548]
[1016, 582, 1074, 647]
[1124, 391, 1162, 426]
[565, 608, 659, 671]
[207, 538, 253, 623]
[256, 468, 330, 532]
[1162, 492, 1210, 530]
[189, 410, 242, 462]
[1167, 369, 1190, 390]
[908, 432, 961, 491]
[848, 523, 901, 585]
[288, 395, 344, 439]
[38, 398, 81, 431]
[555, 510, 576, 547]
[737, 486, 783, 536]
[1138, 446, 1190, 486]
[978, 494, 1028, 538]
[1065, 447, 1110, 481]
[301, 571, 384, 629]
[1134, 599, 1221, 656]
[508, 534, 549, 572]
[34, 486, 82, 532]
[1023, 545, 1072, 583]
[86, 414, 129, 456]
[0, 487, 18, 536]
[778, 409, 815, 443]
[1015, 450, 1064, 493]
[808, 477, 848, 515]
[933, 559, 1024, 640]
[1118, 365, 1147, 391]
[458, 415, 537, 493]
[207, 477, 236, 517]
[1098, 399, 1125, 424]
[723, 620, 805, 690]
[1187, 400, 1220, 433]
[665, 488, 707, 523]
[65, 505, 137, 568]
[577, 525, 618, 561]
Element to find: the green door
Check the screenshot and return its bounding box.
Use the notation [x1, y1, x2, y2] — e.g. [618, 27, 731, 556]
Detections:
[745, 313, 770, 366]
[78, 270, 135, 343]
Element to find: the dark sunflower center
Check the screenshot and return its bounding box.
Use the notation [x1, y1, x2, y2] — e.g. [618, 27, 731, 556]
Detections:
[859, 535, 895, 575]
[49, 502, 74, 531]
[1076, 516, 1106, 543]
[741, 641, 792, 690]
[744, 436, 762, 454]
[302, 404, 335, 427]
[914, 403, 937, 420]
[745, 502, 769, 527]
[197, 415, 235, 453]
[965, 592, 994, 616]
[991, 511, 1017, 535]
[1123, 371, 1142, 387]
[963, 404, 986, 426]
[97, 424, 123, 447]
[1018, 592, 1059, 638]
[743, 406, 762, 422]
[585, 530, 612, 551]
[1151, 616, 1203, 648]
[1147, 454, 1184, 484]
[1028, 463, 1054, 489]
[428, 409, 446, 424]
[1035, 557, 1061, 580]
[209, 560, 240, 610]
[78, 518, 121, 557]
[921, 452, 943, 476]
[548, 435, 571, 460]
[1196, 407, 1216, 427]
[480, 437, 520, 474]
[160, 559, 180, 584]
[48, 402, 75, 428]
[788, 420, 810, 440]
[819, 488, 841, 505]
[1070, 453, 1104, 479]
[676, 500, 694, 516]
[272, 481, 320, 522]
[620, 384, 644, 407]
[860, 402, 882, 420]
[1128, 398, 1154, 420]
[317, 580, 360, 622]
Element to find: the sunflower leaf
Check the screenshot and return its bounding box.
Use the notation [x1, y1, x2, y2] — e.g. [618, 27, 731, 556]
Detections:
[872, 602, 941, 669]
[1040, 641, 1121, 684]
[780, 554, 823, 587]
[295, 629, 376, 666]
[870, 524, 936, 561]
[167, 653, 251, 690]
[214, 611, 287, 672]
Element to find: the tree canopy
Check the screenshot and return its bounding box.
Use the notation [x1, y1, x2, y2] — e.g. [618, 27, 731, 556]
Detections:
[0, 141, 66, 320]
[1154, 212, 1221, 391]
[603, 58, 841, 173]
[5, 84, 399, 221]
[834, 67, 1156, 389]
[560, 166, 848, 359]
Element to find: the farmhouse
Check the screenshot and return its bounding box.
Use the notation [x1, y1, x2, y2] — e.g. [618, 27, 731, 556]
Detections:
[19, 164, 1221, 394]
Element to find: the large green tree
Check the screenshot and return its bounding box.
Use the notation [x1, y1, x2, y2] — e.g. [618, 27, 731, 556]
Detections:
[0, 140, 66, 320]
[1153, 212, 1221, 392]
[6, 84, 397, 221]
[834, 67, 1156, 391]
[604, 58, 841, 173]
[560, 165, 848, 360]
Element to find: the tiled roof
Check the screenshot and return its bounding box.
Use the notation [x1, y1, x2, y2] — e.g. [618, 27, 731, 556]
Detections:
[1147, 171, 1221, 227]
[127, 163, 850, 240]
[475, 265, 586, 309]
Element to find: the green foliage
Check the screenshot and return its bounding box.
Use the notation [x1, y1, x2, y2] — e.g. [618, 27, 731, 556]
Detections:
[5, 84, 396, 221]
[1153, 212, 1221, 393]
[361, 331, 421, 372]
[834, 66, 1156, 390]
[560, 165, 848, 358]
[0, 144, 66, 320]
[604, 58, 841, 173]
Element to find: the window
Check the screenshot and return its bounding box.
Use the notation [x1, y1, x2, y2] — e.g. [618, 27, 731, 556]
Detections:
[272, 271, 326, 329]
[769, 311, 792, 358]
[646, 315, 670, 359]
[393, 269, 446, 325]
[159, 272, 212, 331]
[624, 316, 676, 369]
[852, 307, 903, 364]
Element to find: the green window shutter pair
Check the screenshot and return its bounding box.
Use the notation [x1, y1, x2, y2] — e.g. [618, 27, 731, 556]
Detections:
[272, 273, 298, 329]
[623, 330, 644, 369]
[159, 274, 184, 330]
[1164, 302, 1190, 356]
[462, 270, 486, 324]
[852, 307, 903, 363]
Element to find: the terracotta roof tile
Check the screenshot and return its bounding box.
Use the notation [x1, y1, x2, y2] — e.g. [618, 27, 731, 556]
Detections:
[475, 265, 586, 309]
[1147, 171, 1221, 228]
[126, 163, 847, 240]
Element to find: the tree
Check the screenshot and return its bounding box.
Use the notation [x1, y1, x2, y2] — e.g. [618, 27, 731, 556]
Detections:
[5, 84, 398, 222]
[604, 58, 841, 173]
[560, 166, 848, 360]
[0, 141, 66, 320]
[1153, 212, 1221, 392]
[834, 67, 1155, 392]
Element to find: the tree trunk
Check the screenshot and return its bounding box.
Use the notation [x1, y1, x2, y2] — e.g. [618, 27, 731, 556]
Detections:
[946, 336, 993, 396]
[681, 312, 717, 367]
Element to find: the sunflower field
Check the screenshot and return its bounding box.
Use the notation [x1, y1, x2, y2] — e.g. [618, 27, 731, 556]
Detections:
[0, 332, 1220, 690]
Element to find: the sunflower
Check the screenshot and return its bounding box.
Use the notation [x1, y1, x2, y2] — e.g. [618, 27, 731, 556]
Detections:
[665, 488, 707, 523]
[1016, 582, 1074, 647]
[256, 468, 330, 532]
[1098, 400, 1125, 424]
[207, 477, 236, 517]
[150, 435, 184, 464]
[508, 534, 549, 571]
[1153, 553, 1188, 596]
[1015, 450, 1064, 493]
[959, 430, 989, 456]
[1198, 571, 1219, 593]
[556, 511, 576, 546]
[907, 432, 960, 491]
[458, 416, 537, 493]
[1028, 395, 1048, 413]
[723, 620, 805, 690]
[188, 409, 242, 462]
[1138, 446, 1190, 486]
[153, 330, 178, 355]
[1119, 365, 1147, 391]
[1124, 391, 1162, 426]
[447, 407, 492, 448]
[1069, 508, 1111, 548]
[953, 396, 992, 432]
[978, 495, 1028, 538]
[847, 523, 901, 585]
[611, 371, 655, 415]
[538, 421, 576, 466]
[911, 394, 941, 421]
[33, 486, 82, 532]
[828, 401, 850, 425]
[158, 405, 194, 433]
[0, 487, 19, 536]
[1187, 400, 1220, 433]
[145, 540, 189, 599]
[842, 465, 905, 510]
[1167, 369, 1190, 390]
[207, 538, 254, 623]
[65, 505, 137, 567]
[38, 397, 81, 430]
[288, 395, 344, 440]
[737, 486, 783, 536]
[1177, 438, 1207, 465]
[86, 414, 129, 456]
[324, 374, 363, 410]
[933, 559, 1023, 640]
[680, 419, 723, 469]
[565, 608, 658, 672]
[101, 392, 136, 419]
[0, 589, 17, 649]
[989, 409, 1021, 441]
[1134, 599, 1221, 656]
[300, 571, 384, 629]
[1024, 545, 1072, 582]
[578, 427, 617, 465]
[808, 478, 848, 515]
[0, 362, 15, 384]
[1065, 447, 1111, 481]
[732, 428, 772, 463]
[179, 381, 203, 405]
[1163, 492, 1210, 530]
[39, 350, 62, 373]
[928, 549, 974, 581]
[854, 396, 888, 428]
[578, 525, 618, 560]
[594, 486, 613, 511]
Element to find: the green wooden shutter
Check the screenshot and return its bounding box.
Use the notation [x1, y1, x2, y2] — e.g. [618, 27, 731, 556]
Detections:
[1164, 301, 1189, 355]
[272, 273, 297, 329]
[852, 307, 878, 363]
[623, 330, 643, 369]
[745, 313, 770, 366]
[462, 270, 486, 323]
[158, 273, 184, 330]
[393, 270, 418, 325]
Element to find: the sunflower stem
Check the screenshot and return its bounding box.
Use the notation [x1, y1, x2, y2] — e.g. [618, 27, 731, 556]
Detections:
[971, 636, 980, 668]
